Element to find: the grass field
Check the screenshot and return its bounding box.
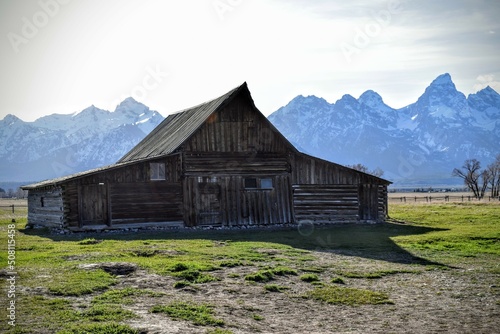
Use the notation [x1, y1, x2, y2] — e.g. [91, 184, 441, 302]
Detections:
[0, 201, 499, 333]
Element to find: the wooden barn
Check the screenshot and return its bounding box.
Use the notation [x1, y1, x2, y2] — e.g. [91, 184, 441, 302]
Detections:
[22, 83, 391, 231]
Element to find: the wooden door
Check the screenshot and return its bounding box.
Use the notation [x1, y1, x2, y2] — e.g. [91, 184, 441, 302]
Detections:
[358, 184, 379, 222]
[80, 185, 108, 226]
[197, 181, 221, 226]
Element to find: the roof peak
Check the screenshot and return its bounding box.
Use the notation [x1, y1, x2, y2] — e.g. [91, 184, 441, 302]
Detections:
[118, 82, 251, 163]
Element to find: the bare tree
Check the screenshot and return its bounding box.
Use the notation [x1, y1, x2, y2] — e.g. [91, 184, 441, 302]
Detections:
[348, 163, 384, 178]
[486, 154, 500, 198]
[452, 159, 489, 199]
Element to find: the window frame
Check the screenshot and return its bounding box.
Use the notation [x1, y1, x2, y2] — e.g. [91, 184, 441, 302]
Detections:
[150, 162, 166, 181]
[260, 178, 273, 189]
[244, 177, 274, 190]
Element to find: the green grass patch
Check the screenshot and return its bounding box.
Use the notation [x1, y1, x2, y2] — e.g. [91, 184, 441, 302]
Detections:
[270, 266, 298, 276]
[331, 277, 345, 284]
[300, 273, 320, 282]
[170, 262, 190, 272]
[2, 294, 137, 333]
[218, 260, 245, 268]
[48, 269, 116, 296]
[245, 269, 275, 283]
[173, 280, 192, 289]
[173, 269, 219, 284]
[390, 203, 500, 258]
[300, 266, 326, 273]
[245, 266, 297, 283]
[92, 287, 163, 305]
[206, 329, 234, 334]
[151, 301, 225, 326]
[78, 238, 102, 245]
[307, 285, 393, 305]
[57, 323, 139, 334]
[336, 269, 416, 279]
[264, 284, 289, 292]
[80, 304, 136, 322]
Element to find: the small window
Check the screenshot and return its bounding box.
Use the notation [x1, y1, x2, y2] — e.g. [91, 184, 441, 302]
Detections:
[260, 178, 273, 189]
[244, 178, 258, 189]
[150, 162, 166, 180]
[40, 197, 45, 207]
[244, 177, 273, 190]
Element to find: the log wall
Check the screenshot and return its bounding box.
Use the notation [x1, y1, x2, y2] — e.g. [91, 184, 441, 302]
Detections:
[291, 153, 388, 223]
[26, 187, 64, 228]
[293, 185, 359, 223]
[109, 182, 183, 224]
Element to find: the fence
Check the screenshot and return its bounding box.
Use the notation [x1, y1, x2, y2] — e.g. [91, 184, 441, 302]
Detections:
[389, 195, 500, 203]
[0, 204, 28, 213]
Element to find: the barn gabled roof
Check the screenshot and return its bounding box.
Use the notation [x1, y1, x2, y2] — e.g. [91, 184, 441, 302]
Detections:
[118, 82, 260, 163]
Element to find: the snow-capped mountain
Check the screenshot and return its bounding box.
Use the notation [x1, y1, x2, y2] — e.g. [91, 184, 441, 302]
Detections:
[268, 73, 500, 186]
[0, 98, 164, 183]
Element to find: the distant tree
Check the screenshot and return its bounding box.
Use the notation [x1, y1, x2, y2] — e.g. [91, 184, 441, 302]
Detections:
[16, 188, 27, 199]
[452, 159, 489, 199]
[348, 163, 384, 178]
[0, 187, 5, 198]
[371, 167, 384, 178]
[486, 154, 500, 198]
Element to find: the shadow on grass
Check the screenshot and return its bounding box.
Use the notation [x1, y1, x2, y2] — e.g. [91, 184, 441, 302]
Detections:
[22, 221, 449, 267]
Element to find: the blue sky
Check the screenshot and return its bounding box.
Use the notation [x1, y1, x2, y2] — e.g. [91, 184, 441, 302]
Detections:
[1, 0, 499, 121]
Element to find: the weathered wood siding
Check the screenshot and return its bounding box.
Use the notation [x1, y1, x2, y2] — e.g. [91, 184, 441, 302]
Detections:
[180, 94, 294, 227]
[358, 184, 379, 222]
[27, 187, 64, 228]
[183, 152, 290, 175]
[291, 153, 383, 185]
[183, 175, 292, 227]
[62, 155, 182, 228]
[291, 153, 388, 222]
[293, 185, 359, 223]
[184, 93, 290, 154]
[110, 182, 183, 224]
[378, 185, 388, 220]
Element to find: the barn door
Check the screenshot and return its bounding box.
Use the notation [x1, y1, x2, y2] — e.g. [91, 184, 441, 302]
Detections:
[358, 184, 379, 222]
[196, 180, 221, 226]
[79, 185, 109, 226]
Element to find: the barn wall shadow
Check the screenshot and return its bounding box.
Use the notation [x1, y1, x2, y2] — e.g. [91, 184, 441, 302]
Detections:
[26, 222, 448, 267]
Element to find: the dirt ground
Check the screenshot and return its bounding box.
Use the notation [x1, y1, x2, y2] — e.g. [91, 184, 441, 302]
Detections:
[96, 250, 500, 333]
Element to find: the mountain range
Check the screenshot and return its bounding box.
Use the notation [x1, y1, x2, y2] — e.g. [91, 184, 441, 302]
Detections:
[0, 98, 163, 189]
[268, 73, 500, 187]
[1, 73, 499, 190]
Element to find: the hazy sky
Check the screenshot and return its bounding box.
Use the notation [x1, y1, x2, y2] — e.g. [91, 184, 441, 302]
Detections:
[1, 0, 499, 121]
